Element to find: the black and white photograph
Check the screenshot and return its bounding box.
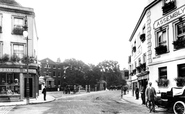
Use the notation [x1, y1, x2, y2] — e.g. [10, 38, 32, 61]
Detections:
[0, 0, 185, 114]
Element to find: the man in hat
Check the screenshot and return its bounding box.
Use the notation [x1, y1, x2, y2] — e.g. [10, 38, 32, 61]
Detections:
[145, 82, 156, 113]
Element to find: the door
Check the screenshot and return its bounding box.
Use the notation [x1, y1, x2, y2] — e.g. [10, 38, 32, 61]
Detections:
[24, 78, 33, 97]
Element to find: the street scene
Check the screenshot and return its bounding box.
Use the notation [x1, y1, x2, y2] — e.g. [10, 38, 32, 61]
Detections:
[1, 90, 173, 114]
[0, 0, 185, 114]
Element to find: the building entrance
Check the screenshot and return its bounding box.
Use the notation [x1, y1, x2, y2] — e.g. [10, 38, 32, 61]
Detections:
[24, 78, 33, 97]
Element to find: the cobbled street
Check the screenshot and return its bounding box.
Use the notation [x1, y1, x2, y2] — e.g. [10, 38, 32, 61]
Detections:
[7, 90, 173, 114]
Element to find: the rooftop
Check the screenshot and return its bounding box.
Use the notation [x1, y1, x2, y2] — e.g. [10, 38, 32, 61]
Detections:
[0, 0, 21, 7]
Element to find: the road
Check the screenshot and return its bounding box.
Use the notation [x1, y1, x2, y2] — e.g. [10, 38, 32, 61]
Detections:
[7, 90, 173, 114]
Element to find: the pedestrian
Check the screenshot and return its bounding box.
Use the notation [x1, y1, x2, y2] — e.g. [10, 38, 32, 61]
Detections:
[121, 86, 124, 99]
[145, 82, 156, 113]
[42, 86, 47, 101]
[141, 86, 145, 105]
[135, 86, 139, 100]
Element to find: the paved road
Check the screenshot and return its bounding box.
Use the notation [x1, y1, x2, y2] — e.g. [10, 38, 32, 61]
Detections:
[7, 90, 173, 114]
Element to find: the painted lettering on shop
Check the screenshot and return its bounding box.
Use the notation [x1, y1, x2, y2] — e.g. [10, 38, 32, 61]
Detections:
[154, 5, 185, 29]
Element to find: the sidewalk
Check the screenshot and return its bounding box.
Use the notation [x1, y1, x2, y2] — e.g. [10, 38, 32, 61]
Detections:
[122, 91, 167, 112]
[0, 90, 106, 106]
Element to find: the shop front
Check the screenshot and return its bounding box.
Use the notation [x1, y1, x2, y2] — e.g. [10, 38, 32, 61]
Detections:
[0, 64, 39, 102]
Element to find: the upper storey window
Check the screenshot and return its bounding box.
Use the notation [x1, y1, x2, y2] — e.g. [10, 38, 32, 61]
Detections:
[155, 27, 169, 55]
[12, 16, 26, 35]
[173, 18, 185, 50]
[162, 0, 176, 15]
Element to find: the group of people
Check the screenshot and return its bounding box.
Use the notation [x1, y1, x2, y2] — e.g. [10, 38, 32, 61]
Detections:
[121, 82, 156, 113]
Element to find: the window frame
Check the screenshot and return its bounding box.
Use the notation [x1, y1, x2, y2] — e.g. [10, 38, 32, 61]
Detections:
[158, 67, 167, 80]
[11, 16, 26, 35]
[177, 64, 185, 78]
[11, 42, 26, 59]
[155, 26, 169, 54]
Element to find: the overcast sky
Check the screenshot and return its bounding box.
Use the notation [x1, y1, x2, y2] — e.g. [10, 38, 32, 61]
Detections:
[17, 0, 148, 69]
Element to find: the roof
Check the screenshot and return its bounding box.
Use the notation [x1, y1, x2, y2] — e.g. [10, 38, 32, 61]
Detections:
[0, 0, 22, 7]
[39, 58, 56, 64]
[129, 0, 161, 41]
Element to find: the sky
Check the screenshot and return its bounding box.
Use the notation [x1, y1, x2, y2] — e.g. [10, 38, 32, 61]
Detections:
[16, 0, 148, 69]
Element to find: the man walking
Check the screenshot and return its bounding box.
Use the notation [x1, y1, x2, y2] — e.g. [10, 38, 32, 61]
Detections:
[145, 82, 156, 113]
[42, 86, 47, 101]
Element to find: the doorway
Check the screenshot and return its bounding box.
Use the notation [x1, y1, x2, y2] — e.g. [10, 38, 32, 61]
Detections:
[24, 78, 33, 98]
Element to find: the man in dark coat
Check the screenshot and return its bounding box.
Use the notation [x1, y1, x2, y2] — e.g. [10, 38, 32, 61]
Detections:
[145, 82, 156, 113]
[42, 86, 47, 101]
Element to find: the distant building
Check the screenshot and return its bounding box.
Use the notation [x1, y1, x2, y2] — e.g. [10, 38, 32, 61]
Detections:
[0, 0, 39, 102]
[120, 69, 129, 80]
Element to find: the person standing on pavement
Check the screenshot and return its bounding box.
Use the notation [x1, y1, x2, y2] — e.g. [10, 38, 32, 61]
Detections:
[135, 86, 139, 100]
[121, 85, 124, 99]
[42, 86, 47, 101]
[140, 86, 146, 105]
[145, 82, 156, 113]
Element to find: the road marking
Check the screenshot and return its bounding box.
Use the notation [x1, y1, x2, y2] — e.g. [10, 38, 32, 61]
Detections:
[0, 106, 15, 114]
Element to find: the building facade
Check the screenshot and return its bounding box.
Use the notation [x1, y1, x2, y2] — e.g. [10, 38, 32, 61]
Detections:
[129, 0, 185, 93]
[0, 0, 39, 102]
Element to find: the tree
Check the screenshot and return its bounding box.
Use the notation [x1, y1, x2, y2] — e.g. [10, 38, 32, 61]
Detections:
[97, 60, 122, 88]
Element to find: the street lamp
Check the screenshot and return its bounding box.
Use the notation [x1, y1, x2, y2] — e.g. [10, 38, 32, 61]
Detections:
[23, 16, 30, 104]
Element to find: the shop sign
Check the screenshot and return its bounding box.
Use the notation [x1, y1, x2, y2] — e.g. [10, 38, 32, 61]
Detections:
[154, 5, 185, 29]
[0, 68, 36, 73]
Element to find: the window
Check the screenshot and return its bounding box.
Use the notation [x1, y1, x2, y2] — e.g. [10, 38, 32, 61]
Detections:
[13, 44, 24, 59]
[12, 16, 26, 35]
[0, 73, 20, 95]
[159, 67, 167, 79]
[157, 30, 167, 46]
[162, 0, 176, 14]
[0, 42, 3, 58]
[178, 64, 185, 77]
[53, 71, 55, 76]
[173, 19, 185, 50]
[155, 27, 168, 55]
[0, 14, 2, 33]
[176, 21, 185, 40]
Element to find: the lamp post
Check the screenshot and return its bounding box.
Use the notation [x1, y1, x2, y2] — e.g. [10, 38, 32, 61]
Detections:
[23, 17, 29, 104]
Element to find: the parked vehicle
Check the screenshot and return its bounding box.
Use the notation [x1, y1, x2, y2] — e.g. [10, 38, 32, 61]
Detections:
[146, 87, 185, 114]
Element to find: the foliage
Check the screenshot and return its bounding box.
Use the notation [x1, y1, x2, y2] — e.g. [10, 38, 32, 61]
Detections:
[156, 79, 169, 87]
[1, 54, 9, 62]
[174, 77, 185, 87]
[11, 54, 20, 63]
[12, 27, 23, 35]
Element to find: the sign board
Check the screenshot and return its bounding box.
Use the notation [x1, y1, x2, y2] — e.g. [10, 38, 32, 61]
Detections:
[0, 68, 36, 73]
[154, 5, 185, 29]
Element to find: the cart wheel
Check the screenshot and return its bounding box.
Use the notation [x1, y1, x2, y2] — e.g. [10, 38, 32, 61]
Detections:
[173, 101, 185, 114]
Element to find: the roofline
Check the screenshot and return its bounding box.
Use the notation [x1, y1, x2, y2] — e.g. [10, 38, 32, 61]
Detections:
[129, 0, 161, 42]
[0, 4, 34, 15]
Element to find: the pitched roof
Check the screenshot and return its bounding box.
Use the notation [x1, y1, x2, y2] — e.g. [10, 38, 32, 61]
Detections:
[0, 0, 22, 7]
[39, 58, 56, 64]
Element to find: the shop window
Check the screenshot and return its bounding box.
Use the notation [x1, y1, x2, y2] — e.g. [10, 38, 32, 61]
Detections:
[0, 73, 20, 95]
[173, 19, 185, 50]
[155, 27, 168, 55]
[13, 44, 24, 59]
